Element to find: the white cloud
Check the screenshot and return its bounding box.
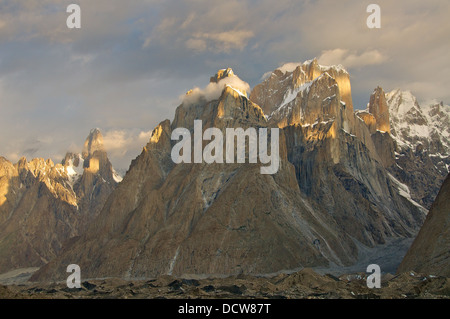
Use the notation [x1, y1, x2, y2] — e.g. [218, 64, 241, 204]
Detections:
[318, 49, 387, 69]
[186, 30, 255, 53]
[103, 129, 153, 158]
[185, 38, 207, 52]
[277, 62, 302, 74]
[181, 73, 251, 105]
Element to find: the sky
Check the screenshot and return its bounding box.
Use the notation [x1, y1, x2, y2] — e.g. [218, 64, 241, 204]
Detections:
[0, 0, 449, 172]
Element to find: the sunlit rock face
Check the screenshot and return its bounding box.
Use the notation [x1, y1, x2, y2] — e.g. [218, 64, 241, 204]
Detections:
[368, 86, 390, 134]
[250, 58, 354, 130]
[356, 111, 377, 134]
[251, 60, 426, 262]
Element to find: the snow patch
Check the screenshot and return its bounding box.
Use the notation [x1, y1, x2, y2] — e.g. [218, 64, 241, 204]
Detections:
[112, 169, 123, 183]
[387, 173, 427, 212]
[168, 246, 180, 275]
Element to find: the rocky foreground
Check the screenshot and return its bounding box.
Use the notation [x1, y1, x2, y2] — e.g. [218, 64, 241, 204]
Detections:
[1, 268, 449, 299]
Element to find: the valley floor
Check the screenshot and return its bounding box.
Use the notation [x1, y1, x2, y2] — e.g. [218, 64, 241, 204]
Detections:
[1, 268, 448, 299]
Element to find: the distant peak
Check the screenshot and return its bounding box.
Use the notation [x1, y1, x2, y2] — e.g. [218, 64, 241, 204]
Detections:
[83, 128, 105, 158]
[373, 86, 384, 93]
[90, 128, 101, 135]
[276, 62, 302, 74]
[274, 58, 349, 77]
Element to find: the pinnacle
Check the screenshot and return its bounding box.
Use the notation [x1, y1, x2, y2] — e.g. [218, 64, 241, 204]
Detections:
[210, 68, 235, 83]
[83, 128, 105, 158]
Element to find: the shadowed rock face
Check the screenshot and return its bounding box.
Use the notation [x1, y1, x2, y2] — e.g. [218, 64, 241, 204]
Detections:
[0, 130, 117, 273]
[397, 174, 450, 276]
[32, 66, 427, 283]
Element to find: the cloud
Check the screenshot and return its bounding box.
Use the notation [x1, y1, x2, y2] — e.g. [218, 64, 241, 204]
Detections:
[102, 129, 153, 171]
[277, 62, 302, 74]
[103, 129, 152, 158]
[186, 30, 255, 53]
[181, 73, 251, 105]
[185, 38, 208, 52]
[318, 49, 387, 69]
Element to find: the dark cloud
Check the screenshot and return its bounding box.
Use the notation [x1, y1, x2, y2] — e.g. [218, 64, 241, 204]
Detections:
[0, 0, 449, 171]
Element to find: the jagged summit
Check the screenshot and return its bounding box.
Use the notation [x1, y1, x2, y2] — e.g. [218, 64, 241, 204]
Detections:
[387, 89, 450, 154]
[355, 86, 449, 208]
[368, 86, 390, 133]
[210, 67, 235, 83]
[82, 127, 105, 159]
[0, 128, 120, 273]
[275, 59, 348, 76]
[183, 68, 250, 106]
[250, 58, 353, 122]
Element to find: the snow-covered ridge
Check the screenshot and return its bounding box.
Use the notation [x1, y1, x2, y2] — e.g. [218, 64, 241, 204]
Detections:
[276, 62, 302, 74]
[387, 172, 427, 213]
[386, 89, 450, 154]
[275, 59, 349, 76]
[64, 154, 84, 186]
[269, 80, 313, 119]
[225, 84, 247, 98]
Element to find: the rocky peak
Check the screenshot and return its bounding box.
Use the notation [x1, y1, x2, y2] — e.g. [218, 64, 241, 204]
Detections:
[210, 68, 235, 83]
[0, 128, 121, 274]
[386, 89, 449, 155]
[250, 59, 354, 126]
[173, 70, 256, 131]
[78, 128, 111, 176]
[82, 128, 105, 159]
[368, 86, 390, 133]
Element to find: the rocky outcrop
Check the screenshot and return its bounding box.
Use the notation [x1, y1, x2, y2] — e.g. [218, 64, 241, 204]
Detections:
[356, 111, 377, 134]
[70, 129, 119, 221]
[368, 87, 390, 133]
[397, 173, 450, 276]
[0, 129, 118, 273]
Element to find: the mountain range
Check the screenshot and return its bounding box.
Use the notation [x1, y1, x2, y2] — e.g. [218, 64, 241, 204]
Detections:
[0, 59, 448, 282]
[0, 129, 119, 272]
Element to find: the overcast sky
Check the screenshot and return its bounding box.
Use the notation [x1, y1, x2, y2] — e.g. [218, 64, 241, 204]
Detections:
[1, 0, 449, 171]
